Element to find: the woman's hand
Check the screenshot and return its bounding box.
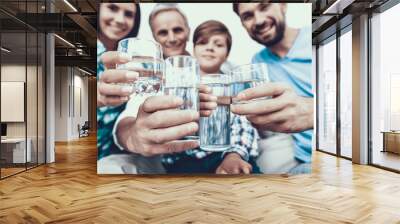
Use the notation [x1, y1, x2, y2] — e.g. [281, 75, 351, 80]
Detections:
[98, 51, 137, 107]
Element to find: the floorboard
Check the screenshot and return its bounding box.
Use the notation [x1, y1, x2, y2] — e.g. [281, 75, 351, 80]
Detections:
[1, 135, 400, 223]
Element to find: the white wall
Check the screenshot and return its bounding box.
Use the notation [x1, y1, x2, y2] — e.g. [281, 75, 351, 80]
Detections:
[1, 65, 26, 143]
[1, 65, 29, 138]
[55, 66, 68, 141]
[54, 67, 89, 141]
[72, 73, 89, 138]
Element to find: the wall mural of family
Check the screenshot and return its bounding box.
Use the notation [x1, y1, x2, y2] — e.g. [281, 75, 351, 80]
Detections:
[97, 2, 313, 175]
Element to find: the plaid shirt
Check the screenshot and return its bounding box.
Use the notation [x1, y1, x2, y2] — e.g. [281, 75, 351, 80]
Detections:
[162, 113, 259, 164]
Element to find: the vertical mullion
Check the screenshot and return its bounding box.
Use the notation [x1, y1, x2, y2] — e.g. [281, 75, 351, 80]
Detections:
[73, 68, 75, 118]
[60, 66, 61, 117]
[25, 0, 28, 171]
[336, 28, 341, 157]
[0, 20, 2, 179]
[316, 45, 319, 151]
[367, 11, 373, 165]
[36, 0, 39, 168]
[44, 32, 47, 164]
[44, 0, 47, 164]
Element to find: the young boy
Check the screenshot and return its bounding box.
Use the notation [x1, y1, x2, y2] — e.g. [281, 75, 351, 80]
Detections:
[162, 20, 260, 174]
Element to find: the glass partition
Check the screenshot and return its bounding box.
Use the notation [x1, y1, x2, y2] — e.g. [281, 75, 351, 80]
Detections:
[27, 31, 38, 169]
[26, 0, 45, 169]
[0, 0, 46, 179]
[1, 31, 28, 178]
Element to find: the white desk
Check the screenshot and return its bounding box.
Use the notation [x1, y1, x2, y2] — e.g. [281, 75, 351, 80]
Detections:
[1, 138, 31, 163]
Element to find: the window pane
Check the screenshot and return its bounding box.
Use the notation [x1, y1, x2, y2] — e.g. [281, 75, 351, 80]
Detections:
[340, 29, 352, 158]
[318, 37, 337, 154]
[371, 3, 400, 171]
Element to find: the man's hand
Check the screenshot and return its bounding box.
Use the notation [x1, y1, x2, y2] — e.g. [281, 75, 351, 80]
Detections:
[120, 95, 200, 156]
[98, 51, 137, 107]
[231, 82, 313, 133]
[216, 153, 252, 174]
[199, 84, 217, 117]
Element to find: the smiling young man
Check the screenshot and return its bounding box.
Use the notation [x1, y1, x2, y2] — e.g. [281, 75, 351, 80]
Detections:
[232, 3, 313, 174]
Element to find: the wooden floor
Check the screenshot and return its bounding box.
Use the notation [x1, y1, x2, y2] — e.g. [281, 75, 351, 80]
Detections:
[1, 167, 26, 178]
[1, 163, 44, 178]
[1, 135, 400, 223]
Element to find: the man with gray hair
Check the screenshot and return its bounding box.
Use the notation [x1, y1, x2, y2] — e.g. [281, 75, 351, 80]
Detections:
[149, 3, 191, 58]
[149, 3, 236, 75]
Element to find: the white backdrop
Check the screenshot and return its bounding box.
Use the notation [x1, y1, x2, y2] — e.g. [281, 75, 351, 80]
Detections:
[1, 82, 25, 122]
[138, 3, 311, 66]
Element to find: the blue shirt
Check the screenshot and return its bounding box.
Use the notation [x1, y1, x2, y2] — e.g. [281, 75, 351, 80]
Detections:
[252, 26, 313, 163]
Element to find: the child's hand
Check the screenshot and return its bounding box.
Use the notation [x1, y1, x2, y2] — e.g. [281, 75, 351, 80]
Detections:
[216, 153, 252, 174]
[199, 84, 217, 117]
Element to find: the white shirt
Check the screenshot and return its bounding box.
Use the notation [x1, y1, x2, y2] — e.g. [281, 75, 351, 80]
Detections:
[112, 93, 156, 150]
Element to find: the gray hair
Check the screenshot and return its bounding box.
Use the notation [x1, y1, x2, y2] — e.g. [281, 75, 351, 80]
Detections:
[148, 3, 189, 31]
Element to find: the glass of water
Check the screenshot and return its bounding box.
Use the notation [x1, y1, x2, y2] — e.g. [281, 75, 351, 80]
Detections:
[231, 63, 270, 104]
[199, 74, 231, 152]
[164, 56, 200, 140]
[117, 38, 164, 95]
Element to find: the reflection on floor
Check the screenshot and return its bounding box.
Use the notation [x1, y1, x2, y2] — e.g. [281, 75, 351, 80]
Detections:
[1, 167, 25, 177]
[0, 163, 41, 178]
[373, 150, 400, 171]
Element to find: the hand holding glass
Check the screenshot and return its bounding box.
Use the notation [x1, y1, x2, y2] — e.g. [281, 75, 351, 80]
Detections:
[231, 63, 270, 104]
[199, 74, 231, 151]
[117, 38, 164, 95]
[164, 56, 200, 140]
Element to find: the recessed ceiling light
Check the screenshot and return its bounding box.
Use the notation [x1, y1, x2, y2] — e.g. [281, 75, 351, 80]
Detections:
[322, 0, 354, 15]
[1, 47, 11, 53]
[54, 34, 75, 48]
[78, 67, 93, 76]
[63, 0, 78, 12]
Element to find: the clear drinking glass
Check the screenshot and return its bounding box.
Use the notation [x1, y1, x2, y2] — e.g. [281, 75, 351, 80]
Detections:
[164, 56, 200, 140]
[231, 63, 270, 104]
[117, 38, 164, 95]
[199, 74, 231, 151]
